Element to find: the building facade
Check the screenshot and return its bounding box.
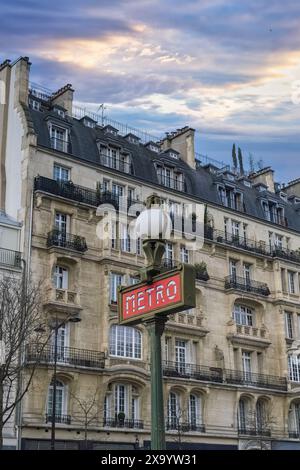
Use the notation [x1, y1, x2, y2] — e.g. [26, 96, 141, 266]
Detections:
[1, 56, 300, 450]
[0, 210, 22, 449]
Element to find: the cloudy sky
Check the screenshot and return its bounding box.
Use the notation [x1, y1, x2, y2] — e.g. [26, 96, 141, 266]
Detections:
[1, 0, 300, 182]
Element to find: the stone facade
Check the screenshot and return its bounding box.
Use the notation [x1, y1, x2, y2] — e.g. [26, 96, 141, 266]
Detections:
[1, 57, 300, 450]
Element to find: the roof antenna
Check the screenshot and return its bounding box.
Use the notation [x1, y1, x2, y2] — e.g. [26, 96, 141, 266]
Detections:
[97, 104, 107, 126]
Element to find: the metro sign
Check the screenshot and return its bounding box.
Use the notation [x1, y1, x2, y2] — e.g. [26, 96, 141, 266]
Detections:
[118, 264, 195, 325]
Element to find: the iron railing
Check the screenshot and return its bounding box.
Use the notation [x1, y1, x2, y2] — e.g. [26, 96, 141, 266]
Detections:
[289, 431, 300, 439]
[47, 230, 88, 252]
[45, 413, 71, 425]
[238, 427, 271, 437]
[161, 258, 179, 270]
[225, 369, 287, 391]
[219, 196, 245, 212]
[0, 247, 22, 268]
[204, 226, 271, 256]
[50, 137, 71, 154]
[103, 418, 144, 429]
[272, 247, 300, 264]
[166, 421, 206, 433]
[163, 361, 287, 391]
[264, 211, 288, 227]
[34, 175, 99, 206]
[225, 275, 270, 296]
[157, 175, 185, 192]
[99, 153, 134, 174]
[26, 344, 105, 369]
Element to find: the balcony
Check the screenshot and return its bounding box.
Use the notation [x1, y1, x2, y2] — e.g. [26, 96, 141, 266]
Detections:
[272, 246, 300, 264]
[103, 418, 144, 429]
[225, 275, 270, 297]
[45, 413, 71, 425]
[163, 361, 287, 391]
[0, 247, 22, 268]
[99, 153, 133, 174]
[50, 137, 71, 154]
[26, 344, 105, 370]
[225, 369, 287, 391]
[289, 431, 300, 439]
[227, 323, 271, 349]
[166, 421, 206, 433]
[157, 175, 185, 192]
[34, 176, 99, 206]
[167, 312, 209, 337]
[264, 211, 288, 227]
[163, 361, 223, 383]
[161, 258, 179, 271]
[47, 230, 87, 253]
[44, 288, 81, 315]
[204, 226, 270, 257]
[238, 427, 271, 437]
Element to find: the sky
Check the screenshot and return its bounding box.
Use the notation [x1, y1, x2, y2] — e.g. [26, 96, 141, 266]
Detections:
[1, 0, 300, 182]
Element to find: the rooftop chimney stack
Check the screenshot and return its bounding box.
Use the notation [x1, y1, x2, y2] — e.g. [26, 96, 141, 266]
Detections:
[51, 84, 74, 115]
[160, 126, 195, 168]
[249, 167, 275, 193]
[285, 178, 300, 198]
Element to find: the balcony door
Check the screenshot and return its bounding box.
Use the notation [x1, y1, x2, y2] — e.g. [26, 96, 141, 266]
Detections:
[55, 212, 69, 247]
[47, 379, 66, 421]
[51, 324, 69, 362]
[175, 340, 188, 374]
[242, 351, 252, 381]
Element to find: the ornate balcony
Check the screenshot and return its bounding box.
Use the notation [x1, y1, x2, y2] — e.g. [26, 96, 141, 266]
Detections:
[26, 344, 105, 370]
[157, 175, 185, 192]
[238, 427, 271, 437]
[47, 230, 87, 253]
[225, 275, 270, 296]
[166, 312, 209, 337]
[163, 361, 287, 391]
[227, 321, 271, 348]
[0, 247, 22, 268]
[45, 413, 71, 425]
[43, 288, 82, 315]
[272, 247, 300, 264]
[103, 418, 144, 429]
[204, 226, 270, 257]
[35, 175, 99, 206]
[99, 153, 134, 174]
[166, 421, 206, 433]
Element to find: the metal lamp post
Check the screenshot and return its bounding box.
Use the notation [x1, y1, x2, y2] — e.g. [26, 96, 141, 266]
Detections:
[50, 315, 81, 450]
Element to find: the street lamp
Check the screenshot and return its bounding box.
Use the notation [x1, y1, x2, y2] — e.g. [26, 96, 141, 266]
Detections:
[134, 195, 171, 450]
[48, 315, 81, 450]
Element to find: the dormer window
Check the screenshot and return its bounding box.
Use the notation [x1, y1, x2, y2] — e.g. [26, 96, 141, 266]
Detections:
[145, 141, 160, 153]
[99, 144, 132, 174]
[156, 164, 184, 191]
[81, 116, 96, 129]
[262, 201, 286, 226]
[162, 148, 180, 160]
[103, 125, 118, 136]
[49, 124, 69, 153]
[29, 98, 40, 111]
[218, 185, 244, 212]
[52, 106, 66, 118]
[124, 133, 140, 145]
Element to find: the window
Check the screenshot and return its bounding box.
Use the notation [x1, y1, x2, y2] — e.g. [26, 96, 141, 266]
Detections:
[285, 312, 294, 339]
[53, 164, 70, 182]
[288, 355, 300, 382]
[189, 395, 202, 428]
[164, 337, 170, 362]
[115, 384, 126, 416]
[110, 273, 123, 303]
[275, 234, 283, 249]
[165, 243, 173, 263]
[167, 392, 179, 429]
[51, 324, 68, 361]
[233, 305, 254, 326]
[129, 276, 140, 286]
[47, 379, 66, 420]
[29, 98, 40, 111]
[238, 398, 249, 432]
[105, 383, 141, 424]
[243, 263, 251, 284]
[112, 183, 124, 202]
[156, 166, 184, 191]
[180, 245, 189, 263]
[175, 340, 187, 373]
[229, 260, 237, 279]
[232, 221, 240, 238]
[128, 188, 135, 204]
[53, 266, 68, 289]
[256, 400, 267, 433]
[49, 125, 68, 152]
[121, 225, 131, 253]
[242, 351, 252, 379]
[288, 271, 296, 294]
[109, 325, 142, 359]
[289, 402, 300, 438]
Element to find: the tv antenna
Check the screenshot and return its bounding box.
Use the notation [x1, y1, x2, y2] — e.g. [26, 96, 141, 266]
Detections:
[97, 104, 107, 126]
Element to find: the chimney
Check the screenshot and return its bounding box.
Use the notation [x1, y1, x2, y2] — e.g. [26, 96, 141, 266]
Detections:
[51, 84, 74, 115]
[160, 126, 195, 168]
[249, 167, 275, 193]
[285, 178, 300, 198]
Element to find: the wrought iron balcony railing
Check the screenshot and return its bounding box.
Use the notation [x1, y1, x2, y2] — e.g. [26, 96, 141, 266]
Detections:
[225, 275, 270, 296]
[35, 175, 99, 206]
[238, 427, 271, 437]
[47, 230, 88, 252]
[99, 153, 134, 174]
[272, 246, 300, 264]
[204, 226, 271, 257]
[0, 247, 22, 268]
[161, 258, 179, 270]
[157, 175, 185, 192]
[163, 361, 287, 391]
[264, 211, 288, 227]
[50, 137, 72, 154]
[289, 431, 300, 439]
[26, 344, 105, 369]
[225, 369, 287, 391]
[166, 421, 206, 433]
[45, 413, 71, 425]
[103, 418, 144, 429]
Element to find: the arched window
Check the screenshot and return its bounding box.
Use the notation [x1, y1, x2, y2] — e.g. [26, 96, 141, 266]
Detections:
[109, 325, 142, 359]
[167, 392, 180, 430]
[288, 355, 300, 382]
[103, 384, 141, 428]
[256, 399, 267, 434]
[189, 394, 203, 429]
[289, 402, 300, 438]
[238, 398, 250, 434]
[47, 379, 66, 422]
[233, 304, 254, 326]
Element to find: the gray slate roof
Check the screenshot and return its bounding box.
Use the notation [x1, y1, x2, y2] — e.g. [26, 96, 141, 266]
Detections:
[28, 107, 300, 233]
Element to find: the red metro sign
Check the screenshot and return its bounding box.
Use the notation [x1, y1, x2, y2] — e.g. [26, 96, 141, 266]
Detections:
[118, 264, 195, 326]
